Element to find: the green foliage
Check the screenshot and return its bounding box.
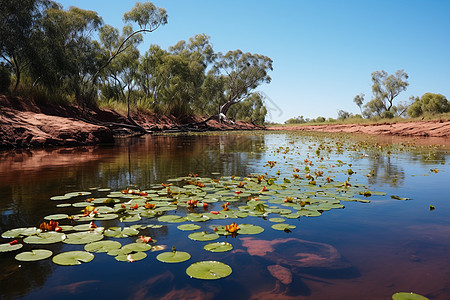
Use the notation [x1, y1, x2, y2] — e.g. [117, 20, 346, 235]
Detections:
[285, 115, 307, 124]
[408, 93, 449, 117]
[337, 110, 353, 120]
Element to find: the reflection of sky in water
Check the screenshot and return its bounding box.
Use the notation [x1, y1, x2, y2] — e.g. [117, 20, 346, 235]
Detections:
[0, 132, 449, 300]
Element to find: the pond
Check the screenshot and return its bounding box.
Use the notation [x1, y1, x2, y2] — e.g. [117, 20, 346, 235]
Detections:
[1, 132, 449, 300]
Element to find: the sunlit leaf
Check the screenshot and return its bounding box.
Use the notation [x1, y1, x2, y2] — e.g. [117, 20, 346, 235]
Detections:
[84, 241, 122, 253]
[156, 251, 191, 263]
[204, 242, 233, 253]
[188, 231, 220, 241]
[186, 261, 232, 280]
[15, 249, 52, 261]
[52, 251, 94, 266]
[0, 242, 23, 252]
[392, 292, 429, 300]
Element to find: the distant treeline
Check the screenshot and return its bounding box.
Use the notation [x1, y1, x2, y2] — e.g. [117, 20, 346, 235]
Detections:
[0, 1, 272, 124]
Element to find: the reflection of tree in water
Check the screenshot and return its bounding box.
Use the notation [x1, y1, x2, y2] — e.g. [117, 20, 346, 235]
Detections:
[409, 149, 447, 166]
[366, 154, 405, 187]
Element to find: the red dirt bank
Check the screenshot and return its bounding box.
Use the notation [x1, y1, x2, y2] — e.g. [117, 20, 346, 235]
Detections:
[268, 121, 450, 138]
[0, 95, 263, 149]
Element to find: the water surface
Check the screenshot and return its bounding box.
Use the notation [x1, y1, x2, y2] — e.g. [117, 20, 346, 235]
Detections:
[1, 132, 449, 300]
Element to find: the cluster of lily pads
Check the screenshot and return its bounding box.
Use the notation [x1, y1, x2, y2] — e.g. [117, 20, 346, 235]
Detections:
[2, 137, 415, 281]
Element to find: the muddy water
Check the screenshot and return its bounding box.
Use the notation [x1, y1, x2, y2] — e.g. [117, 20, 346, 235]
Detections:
[0, 132, 449, 300]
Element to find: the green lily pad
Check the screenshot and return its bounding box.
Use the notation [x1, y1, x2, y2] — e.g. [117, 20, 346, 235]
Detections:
[120, 215, 142, 222]
[177, 224, 201, 231]
[15, 249, 52, 261]
[2, 227, 41, 238]
[238, 224, 264, 235]
[269, 217, 286, 223]
[56, 203, 72, 208]
[158, 215, 186, 223]
[64, 191, 92, 197]
[73, 224, 92, 231]
[84, 240, 122, 253]
[121, 242, 152, 253]
[156, 251, 191, 263]
[52, 251, 94, 266]
[72, 202, 93, 208]
[188, 231, 220, 241]
[23, 232, 65, 244]
[272, 223, 296, 231]
[392, 292, 429, 300]
[0, 242, 23, 252]
[44, 213, 69, 221]
[50, 195, 72, 201]
[115, 251, 147, 262]
[186, 261, 232, 280]
[204, 242, 233, 253]
[62, 231, 104, 244]
[104, 227, 139, 238]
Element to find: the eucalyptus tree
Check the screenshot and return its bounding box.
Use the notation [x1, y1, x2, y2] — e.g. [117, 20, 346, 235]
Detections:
[213, 50, 273, 119]
[353, 93, 364, 115]
[369, 70, 409, 112]
[0, 0, 50, 91]
[227, 92, 267, 124]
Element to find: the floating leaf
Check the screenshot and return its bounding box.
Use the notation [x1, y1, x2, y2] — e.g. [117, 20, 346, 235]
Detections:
[391, 195, 411, 201]
[44, 214, 69, 221]
[392, 292, 429, 300]
[120, 215, 142, 222]
[204, 242, 233, 253]
[115, 252, 147, 262]
[188, 231, 220, 241]
[121, 242, 152, 253]
[50, 195, 72, 201]
[177, 224, 201, 231]
[15, 249, 52, 261]
[186, 261, 232, 280]
[23, 232, 65, 244]
[269, 218, 286, 223]
[63, 231, 103, 244]
[0, 242, 23, 252]
[272, 223, 296, 231]
[84, 241, 122, 253]
[157, 251, 191, 263]
[104, 227, 139, 238]
[158, 215, 186, 223]
[52, 251, 94, 266]
[2, 227, 41, 238]
[238, 224, 264, 235]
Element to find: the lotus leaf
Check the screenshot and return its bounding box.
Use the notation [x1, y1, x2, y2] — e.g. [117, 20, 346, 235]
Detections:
[186, 261, 232, 280]
[157, 251, 191, 263]
[63, 231, 103, 244]
[177, 224, 201, 231]
[52, 251, 94, 265]
[188, 231, 220, 241]
[15, 249, 52, 261]
[23, 232, 65, 244]
[84, 241, 122, 253]
[204, 242, 233, 253]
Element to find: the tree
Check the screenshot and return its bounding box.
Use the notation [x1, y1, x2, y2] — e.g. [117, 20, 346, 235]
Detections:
[214, 50, 273, 119]
[371, 69, 409, 111]
[408, 93, 449, 117]
[93, 1, 167, 85]
[353, 93, 364, 115]
[337, 110, 352, 120]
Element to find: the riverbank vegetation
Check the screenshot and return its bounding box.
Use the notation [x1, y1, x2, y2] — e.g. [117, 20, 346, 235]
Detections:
[0, 0, 271, 125]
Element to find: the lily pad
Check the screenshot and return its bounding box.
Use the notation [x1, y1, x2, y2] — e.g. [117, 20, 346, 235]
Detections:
[177, 224, 201, 231]
[2, 227, 41, 238]
[104, 227, 139, 238]
[44, 213, 69, 221]
[158, 215, 186, 223]
[15, 249, 52, 261]
[269, 217, 286, 223]
[115, 251, 147, 262]
[204, 242, 233, 253]
[238, 224, 264, 235]
[84, 240, 122, 253]
[186, 261, 232, 280]
[50, 195, 72, 201]
[156, 251, 191, 263]
[120, 215, 142, 222]
[23, 232, 65, 244]
[0, 242, 23, 252]
[121, 242, 152, 253]
[272, 223, 297, 231]
[188, 231, 220, 241]
[62, 231, 104, 244]
[52, 251, 94, 266]
[392, 292, 429, 300]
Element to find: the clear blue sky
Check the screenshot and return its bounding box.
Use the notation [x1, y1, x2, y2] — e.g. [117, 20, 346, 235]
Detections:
[58, 0, 450, 123]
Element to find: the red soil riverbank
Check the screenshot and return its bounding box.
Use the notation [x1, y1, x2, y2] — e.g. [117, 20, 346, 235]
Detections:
[0, 95, 263, 149]
[268, 121, 450, 138]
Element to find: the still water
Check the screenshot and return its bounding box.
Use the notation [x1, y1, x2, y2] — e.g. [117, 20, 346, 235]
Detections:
[1, 132, 449, 300]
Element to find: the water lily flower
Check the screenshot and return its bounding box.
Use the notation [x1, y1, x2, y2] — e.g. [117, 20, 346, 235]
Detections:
[55, 227, 62, 232]
[260, 186, 268, 193]
[140, 235, 152, 243]
[144, 202, 155, 209]
[225, 222, 240, 233]
[211, 211, 219, 215]
[202, 203, 209, 209]
[293, 174, 300, 179]
[9, 240, 19, 245]
[127, 254, 135, 263]
[130, 204, 139, 210]
[89, 222, 97, 229]
[234, 190, 242, 194]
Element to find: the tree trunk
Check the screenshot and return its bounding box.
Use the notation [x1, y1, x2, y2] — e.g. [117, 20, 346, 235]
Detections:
[219, 101, 234, 116]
